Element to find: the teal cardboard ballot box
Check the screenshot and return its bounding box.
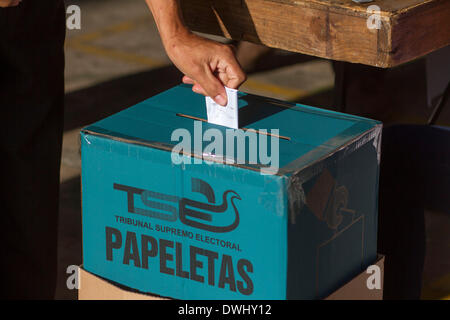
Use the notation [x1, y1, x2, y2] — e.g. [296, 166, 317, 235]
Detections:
[81, 84, 382, 300]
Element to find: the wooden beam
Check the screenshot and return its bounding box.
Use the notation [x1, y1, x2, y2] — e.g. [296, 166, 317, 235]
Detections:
[180, 0, 450, 68]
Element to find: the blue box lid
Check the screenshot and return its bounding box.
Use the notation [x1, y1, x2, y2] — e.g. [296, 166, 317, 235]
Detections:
[83, 84, 381, 176]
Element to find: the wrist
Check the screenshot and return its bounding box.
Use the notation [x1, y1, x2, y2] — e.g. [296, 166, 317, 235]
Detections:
[160, 23, 191, 48]
[146, 0, 190, 47]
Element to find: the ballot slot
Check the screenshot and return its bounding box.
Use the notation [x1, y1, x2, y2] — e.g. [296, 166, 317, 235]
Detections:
[175, 112, 291, 141]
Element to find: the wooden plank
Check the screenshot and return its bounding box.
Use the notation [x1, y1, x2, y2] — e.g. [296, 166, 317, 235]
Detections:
[390, 1, 450, 65]
[180, 0, 450, 68]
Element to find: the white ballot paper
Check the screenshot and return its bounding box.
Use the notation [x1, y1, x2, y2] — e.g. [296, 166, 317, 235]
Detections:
[205, 87, 239, 129]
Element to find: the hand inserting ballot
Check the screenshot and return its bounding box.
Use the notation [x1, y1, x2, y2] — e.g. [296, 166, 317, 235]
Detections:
[146, 0, 246, 106]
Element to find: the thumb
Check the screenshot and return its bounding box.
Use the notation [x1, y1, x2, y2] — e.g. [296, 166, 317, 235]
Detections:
[195, 68, 228, 106]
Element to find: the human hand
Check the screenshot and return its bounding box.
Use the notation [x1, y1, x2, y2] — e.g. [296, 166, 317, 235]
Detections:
[165, 31, 246, 106]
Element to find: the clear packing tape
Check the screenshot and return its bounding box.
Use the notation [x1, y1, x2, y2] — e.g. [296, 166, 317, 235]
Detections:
[287, 123, 383, 224]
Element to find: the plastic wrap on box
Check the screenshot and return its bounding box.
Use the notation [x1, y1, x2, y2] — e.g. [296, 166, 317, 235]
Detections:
[81, 84, 382, 299]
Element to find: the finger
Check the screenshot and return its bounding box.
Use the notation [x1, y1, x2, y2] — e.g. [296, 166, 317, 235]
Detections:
[183, 76, 214, 98]
[194, 66, 227, 106]
[192, 84, 207, 96]
[225, 62, 247, 89]
[217, 47, 247, 89]
[182, 75, 195, 84]
[216, 71, 230, 87]
[184, 78, 207, 96]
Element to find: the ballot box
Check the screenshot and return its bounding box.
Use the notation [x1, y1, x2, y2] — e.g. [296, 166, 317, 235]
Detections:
[80, 84, 382, 299]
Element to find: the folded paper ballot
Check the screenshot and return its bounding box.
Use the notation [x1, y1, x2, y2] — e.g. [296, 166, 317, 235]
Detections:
[205, 87, 238, 129]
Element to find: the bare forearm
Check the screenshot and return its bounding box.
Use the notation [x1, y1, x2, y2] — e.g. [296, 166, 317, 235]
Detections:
[145, 0, 189, 47]
[145, 0, 246, 104]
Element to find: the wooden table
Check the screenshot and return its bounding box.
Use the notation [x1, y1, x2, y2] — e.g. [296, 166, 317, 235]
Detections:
[180, 0, 450, 68]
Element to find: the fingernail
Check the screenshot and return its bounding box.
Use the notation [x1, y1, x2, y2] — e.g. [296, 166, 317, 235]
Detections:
[214, 95, 227, 106]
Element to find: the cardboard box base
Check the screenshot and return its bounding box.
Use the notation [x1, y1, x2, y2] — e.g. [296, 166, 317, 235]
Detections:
[325, 255, 384, 300]
[78, 256, 384, 300]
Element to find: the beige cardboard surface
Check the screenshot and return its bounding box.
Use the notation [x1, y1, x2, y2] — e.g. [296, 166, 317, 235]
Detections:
[78, 255, 384, 300]
[78, 268, 167, 300]
[325, 255, 384, 300]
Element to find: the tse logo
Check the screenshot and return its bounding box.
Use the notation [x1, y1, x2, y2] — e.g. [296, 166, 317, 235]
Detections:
[114, 178, 241, 233]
